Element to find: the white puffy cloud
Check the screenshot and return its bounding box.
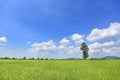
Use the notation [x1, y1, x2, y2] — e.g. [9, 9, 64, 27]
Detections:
[60, 38, 70, 45]
[27, 32, 120, 58]
[0, 37, 7, 44]
[87, 22, 120, 41]
[58, 45, 66, 50]
[89, 40, 120, 58]
[101, 47, 120, 56]
[28, 40, 57, 54]
[67, 46, 80, 54]
[89, 41, 115, 49]
[28, 40, 80, 57]
[72, 34, 84, 44]
[0, 37, 7, 48]
[28, 34, 83, 58]
[58, 45, 80, 54]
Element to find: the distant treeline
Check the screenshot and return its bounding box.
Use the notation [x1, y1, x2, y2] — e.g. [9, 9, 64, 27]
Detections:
[0, 57, 120, 60]
[0, 57, 82, 60]
[0, 57, 49, 60]
[90, 58, 120, 60]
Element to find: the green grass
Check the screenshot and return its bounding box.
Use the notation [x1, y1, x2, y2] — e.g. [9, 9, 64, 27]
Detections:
[0, 60, 120, 80]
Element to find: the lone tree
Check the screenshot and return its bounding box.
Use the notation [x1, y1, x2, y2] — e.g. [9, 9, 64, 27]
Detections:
[23, 57, 26, 60]
[80, 42, 89, 59]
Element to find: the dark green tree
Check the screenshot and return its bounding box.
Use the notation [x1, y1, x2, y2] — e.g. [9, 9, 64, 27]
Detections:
[23, 57, 26, 60]
[80, 42, 89, 59]
[37, 57, 40, 60]
[13, 57, 16, 59]
[4, 57, 9, 59]
[32, 58, 34, 60]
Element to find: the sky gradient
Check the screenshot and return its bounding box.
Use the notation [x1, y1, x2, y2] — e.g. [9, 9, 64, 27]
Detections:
[0, 0, 120, 58]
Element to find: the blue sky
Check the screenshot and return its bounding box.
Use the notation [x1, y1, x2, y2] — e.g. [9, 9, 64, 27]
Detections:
[0, 0, 120, 58]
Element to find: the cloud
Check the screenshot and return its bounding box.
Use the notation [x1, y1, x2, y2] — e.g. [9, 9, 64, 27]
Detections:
[89, 41, 115, 49]
[60, 38, 70, 45]
[58, 45, 80, 54]
[0, 37, 7, 44]
[67, 46, 80, 54]
[71, 34, 84, 44]
[0, 37, 7, 48]
[27, 32, 120, 58]
[89, 40, 120, 57]
[87, 22, 120, 41]
[28, 40, 57, 53]
[58, 45, 66, 50]
[57, 45, 81, 58]
[27, 34, 83, 58]
[28, 40, 81, 58]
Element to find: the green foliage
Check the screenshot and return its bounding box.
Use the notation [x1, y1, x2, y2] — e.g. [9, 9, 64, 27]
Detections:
[13, 57, 16, 59]
[37, 58, 40, 60]
[45, 58, 48, 60]
[0, 57, 9, 59]
[0, 60, 120, 80]
[23, 57, 26, 60]
[31, 58, 34, 60]
[80, 42, 89, 59]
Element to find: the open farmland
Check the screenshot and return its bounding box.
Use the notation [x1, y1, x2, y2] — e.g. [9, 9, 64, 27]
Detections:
[0, 60, 120, 80]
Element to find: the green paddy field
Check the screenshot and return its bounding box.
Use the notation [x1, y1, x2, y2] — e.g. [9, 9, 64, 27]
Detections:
[0, 60, 120, 80]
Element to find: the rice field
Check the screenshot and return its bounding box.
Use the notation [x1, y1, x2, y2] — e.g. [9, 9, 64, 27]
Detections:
[0, 60, 120, 80]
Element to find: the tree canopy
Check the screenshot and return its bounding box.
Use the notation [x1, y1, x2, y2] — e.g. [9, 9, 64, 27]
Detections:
[80, 42, 89, 59]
